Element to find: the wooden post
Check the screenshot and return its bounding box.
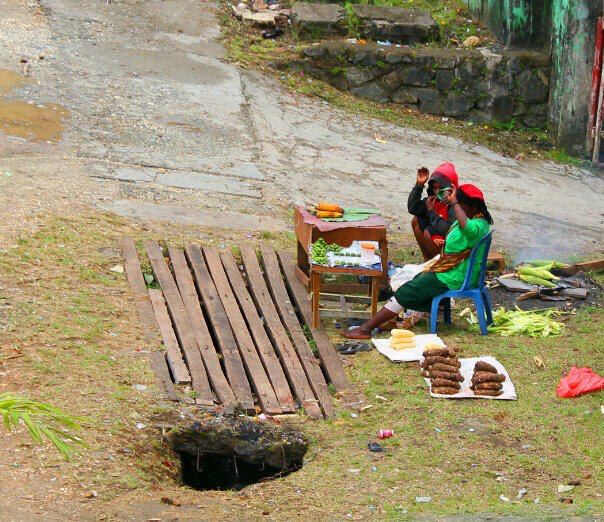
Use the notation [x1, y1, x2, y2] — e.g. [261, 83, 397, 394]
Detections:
[311, 270, 321, 329]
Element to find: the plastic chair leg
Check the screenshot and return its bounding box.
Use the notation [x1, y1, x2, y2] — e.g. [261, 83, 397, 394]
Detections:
[482, 288, 494, 325]
[474, 295, 488, 335]
[443, 298, 452, 325]
[430, 297, 441, 334]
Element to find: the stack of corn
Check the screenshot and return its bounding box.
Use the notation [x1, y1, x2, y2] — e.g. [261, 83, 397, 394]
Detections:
[517, 265, 559, 288]
[389, 329, 416, 350]
[420, 342, 463, 395]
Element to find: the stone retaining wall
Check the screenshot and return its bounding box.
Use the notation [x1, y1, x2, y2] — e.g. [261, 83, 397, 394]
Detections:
[301, 42, 551, 127]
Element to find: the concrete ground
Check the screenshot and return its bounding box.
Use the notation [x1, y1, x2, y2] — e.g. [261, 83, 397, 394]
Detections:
[0, 0, 602, 258]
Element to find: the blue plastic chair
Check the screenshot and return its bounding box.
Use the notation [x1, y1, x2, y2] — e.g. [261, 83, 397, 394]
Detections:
[430, 233, 494, 335]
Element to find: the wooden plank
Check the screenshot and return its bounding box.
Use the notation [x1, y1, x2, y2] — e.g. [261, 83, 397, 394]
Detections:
[168, 248, 237, 409]
[149, 351, 180, 402]
[220, 252, 297, 414]
[261, 246, 334, 417]
[144, 241, 214, 406]
[320, 293, 372, 304]
[278, 251, 351, 392]
[185, 245, 255, 414]
[203, 247, 282, 415]
[560, 288, 589, 299]
[240, 245, 323, 419]
[118, 237, 160, 341]
[321, 283, 370, 295]
[148, 289, 191, 385]
[318, 309, 371, 319]
[311, 265, 382, 276]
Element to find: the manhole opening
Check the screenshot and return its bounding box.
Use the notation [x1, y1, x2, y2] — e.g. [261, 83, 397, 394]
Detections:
[169, 417, 308, 491]
[179, 451, 302, 491]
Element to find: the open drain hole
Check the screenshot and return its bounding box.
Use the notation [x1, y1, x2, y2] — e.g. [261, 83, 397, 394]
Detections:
[169, 417, 308, 491]
[179, 451, 301, 491]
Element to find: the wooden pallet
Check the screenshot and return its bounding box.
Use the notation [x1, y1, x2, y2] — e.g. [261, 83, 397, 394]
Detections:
[119, 238, 352, 419]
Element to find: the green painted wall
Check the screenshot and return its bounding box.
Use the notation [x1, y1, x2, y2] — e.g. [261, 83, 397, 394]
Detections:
[549, 0, 600, 154]
[466, 0, 601, 154]
[464, 0, 551, 48]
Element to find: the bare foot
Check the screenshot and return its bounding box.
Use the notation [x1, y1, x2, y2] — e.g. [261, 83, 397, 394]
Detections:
[342, 328, 371, 340]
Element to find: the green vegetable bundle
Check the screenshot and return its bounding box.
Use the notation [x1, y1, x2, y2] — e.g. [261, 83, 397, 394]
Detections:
[310, 238, 342, 265]
[465, 306, 565, 337]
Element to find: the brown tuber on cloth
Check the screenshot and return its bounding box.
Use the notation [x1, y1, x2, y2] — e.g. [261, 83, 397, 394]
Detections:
[431, 378, 461, 389]
[431, 362, 462, 374]
[429, 370, 464, 381]
[432, 386, 459, 395]
[470, 381, 503, 391]
[423, 347, 456, 358]
[473, 389, 503, 397]
[472, 371, 506, 384]
[423, 356, 461, 368]
[474, 361, 498, 373]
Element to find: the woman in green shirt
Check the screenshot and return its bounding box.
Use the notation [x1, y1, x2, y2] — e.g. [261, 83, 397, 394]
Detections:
[343, 184, 493, 340]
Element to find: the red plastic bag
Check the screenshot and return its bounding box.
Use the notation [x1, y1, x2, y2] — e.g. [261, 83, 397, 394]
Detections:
[556, 367, 604, 398]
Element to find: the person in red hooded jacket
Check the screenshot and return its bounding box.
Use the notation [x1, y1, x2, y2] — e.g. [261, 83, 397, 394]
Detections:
[408, 162, 459, 261]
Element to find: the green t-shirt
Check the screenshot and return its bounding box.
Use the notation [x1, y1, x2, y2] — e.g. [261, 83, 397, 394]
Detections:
[436, 217, 490, 290]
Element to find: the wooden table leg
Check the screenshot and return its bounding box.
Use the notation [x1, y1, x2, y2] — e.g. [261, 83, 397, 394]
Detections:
[370, 276, 379, 316]
[311, 270, 321, 329]
[296, 240, 310, 288]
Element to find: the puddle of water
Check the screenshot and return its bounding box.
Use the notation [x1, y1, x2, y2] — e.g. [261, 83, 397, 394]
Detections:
[0, 69, 68, 143]
[0, 101, 68, 142]
[0, 69, 30, 95]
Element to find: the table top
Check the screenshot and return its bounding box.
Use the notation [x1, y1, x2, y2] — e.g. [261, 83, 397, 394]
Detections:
[296, 207, 387, 233]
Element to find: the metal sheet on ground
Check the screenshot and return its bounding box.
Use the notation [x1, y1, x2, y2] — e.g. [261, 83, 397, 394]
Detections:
[118, 237, 160, 341]
[220, 252, 297, 413]
[185, 244, 255, 414]
[204, 246, 282, 415]
[278, 250, 351, 392]
[240, 245, 323, 419]
[148, 289, 191, 385]
[144, 241, 214, 406]
[261, 246, 334, 417]
[168, 248, 237, 409]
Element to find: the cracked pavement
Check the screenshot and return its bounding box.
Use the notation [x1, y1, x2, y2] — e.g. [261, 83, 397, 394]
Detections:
[0, 0, 602, 257]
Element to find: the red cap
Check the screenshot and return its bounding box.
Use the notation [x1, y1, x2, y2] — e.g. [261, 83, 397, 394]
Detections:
[429, 162, 459, 188]
[458, 183, 484, 201]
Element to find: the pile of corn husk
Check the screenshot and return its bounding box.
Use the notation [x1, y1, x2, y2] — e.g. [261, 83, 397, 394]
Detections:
[463, 306, 565, 337]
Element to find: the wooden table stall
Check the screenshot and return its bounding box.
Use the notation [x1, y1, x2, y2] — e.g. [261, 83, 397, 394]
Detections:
[294, 207, 388, 328]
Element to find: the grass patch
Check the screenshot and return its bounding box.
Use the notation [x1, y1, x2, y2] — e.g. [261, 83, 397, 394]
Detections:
[304, 307, 603, 518]
[0, 210, 600, 517]
[543, 148, 584, 166]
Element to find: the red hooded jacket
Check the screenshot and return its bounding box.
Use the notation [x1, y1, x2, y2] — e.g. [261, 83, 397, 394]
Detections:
[429, 162, 459, 223]
[408, 162, 460, 242]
